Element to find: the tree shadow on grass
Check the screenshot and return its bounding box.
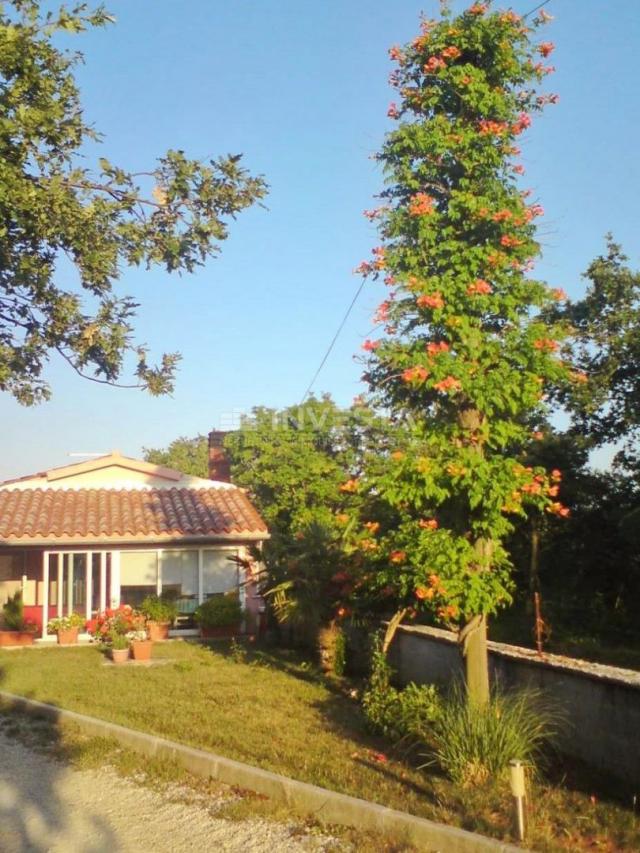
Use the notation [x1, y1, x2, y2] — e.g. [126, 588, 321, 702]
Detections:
[193, 636, 337, 689]
[545, 751, 637, 807]
[192, 639, 445, 797]
[0, 659, 119, 852]
[311, 690, 446, 799]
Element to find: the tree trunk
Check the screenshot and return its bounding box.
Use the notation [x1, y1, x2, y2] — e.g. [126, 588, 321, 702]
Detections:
[458, 534, 493, 706]
[456, 407, 492, 706]
[526, 517, 540, 615]
[459, 614, 490, 706]
[382, 606, 409, 655]
[317, 620, 342, 674]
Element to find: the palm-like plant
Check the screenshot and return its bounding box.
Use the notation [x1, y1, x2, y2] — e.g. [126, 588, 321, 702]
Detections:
[265, 517, 350, 646]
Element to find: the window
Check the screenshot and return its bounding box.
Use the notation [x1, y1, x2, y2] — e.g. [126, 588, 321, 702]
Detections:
[202, 550, 239, 598]
[118, 548, 241, 612]
[160, 550, 198, 614]
[120, 551, 158, 607]
[0, 553, 23, 581]
[46, 553, 87, 613]
[0, 553, 23, 606]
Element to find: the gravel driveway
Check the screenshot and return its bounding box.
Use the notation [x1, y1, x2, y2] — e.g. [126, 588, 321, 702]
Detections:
[0, 730, 339, 852]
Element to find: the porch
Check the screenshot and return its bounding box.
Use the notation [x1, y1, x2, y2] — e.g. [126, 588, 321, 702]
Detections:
[0, 545, 262, 640]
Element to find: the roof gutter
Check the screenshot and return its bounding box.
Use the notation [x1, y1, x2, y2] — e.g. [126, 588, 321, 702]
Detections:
[0, 532, 270, 548]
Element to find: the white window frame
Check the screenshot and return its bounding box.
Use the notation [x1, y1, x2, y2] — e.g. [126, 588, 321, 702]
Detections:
[40, 545, 244, 638]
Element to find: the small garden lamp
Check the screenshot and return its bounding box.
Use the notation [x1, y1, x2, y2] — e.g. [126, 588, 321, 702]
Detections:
[509, 759, 527, 841]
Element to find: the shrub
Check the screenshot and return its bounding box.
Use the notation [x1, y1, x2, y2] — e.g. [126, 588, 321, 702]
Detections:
[194, 593, 242, 628]
[140, 594, 177, 623]
[2, 591, 24, 630]
[431, 684, 561, 787]
[362, 642, 440, 744]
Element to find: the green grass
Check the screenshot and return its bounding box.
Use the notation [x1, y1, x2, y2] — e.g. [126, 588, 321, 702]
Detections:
[0, 640, 638, 851]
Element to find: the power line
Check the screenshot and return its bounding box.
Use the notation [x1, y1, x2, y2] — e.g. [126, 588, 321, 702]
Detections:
[522, 0, 552, 19]
[299, 278, 367, 404]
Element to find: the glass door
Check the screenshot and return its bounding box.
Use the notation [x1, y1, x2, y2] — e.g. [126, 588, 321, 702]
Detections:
[119, 551, 158, 608]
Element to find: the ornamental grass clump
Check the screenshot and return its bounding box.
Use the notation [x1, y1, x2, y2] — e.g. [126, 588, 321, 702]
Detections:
[109, 632, 129, 651]
[431, 684, 561, 787]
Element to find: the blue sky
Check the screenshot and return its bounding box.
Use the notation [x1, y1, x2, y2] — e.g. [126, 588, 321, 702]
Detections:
[1, 0, 638, 479]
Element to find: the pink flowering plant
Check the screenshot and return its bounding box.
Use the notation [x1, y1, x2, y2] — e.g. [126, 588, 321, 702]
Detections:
[353, 2, 576, 703]
[87, 605, 146, 644]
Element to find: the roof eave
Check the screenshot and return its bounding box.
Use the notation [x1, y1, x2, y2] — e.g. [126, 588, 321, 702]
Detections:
[0, 532, 270, 548]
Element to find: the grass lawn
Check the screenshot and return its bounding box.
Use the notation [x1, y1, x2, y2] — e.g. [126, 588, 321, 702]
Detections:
[0, 639, 637, 851]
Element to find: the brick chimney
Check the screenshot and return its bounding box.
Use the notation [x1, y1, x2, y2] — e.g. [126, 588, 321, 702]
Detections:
[208, 430, 231, 482]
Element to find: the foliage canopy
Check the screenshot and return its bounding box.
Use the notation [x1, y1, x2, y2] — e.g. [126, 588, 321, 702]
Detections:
[354, 3, 570, 635]
[555, 240, 640, 474]
[0, 1, 267, 403]
[144, 435, 209, 478]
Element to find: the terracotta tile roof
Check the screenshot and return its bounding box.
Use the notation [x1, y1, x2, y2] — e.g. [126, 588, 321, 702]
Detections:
[0, 487, 268, 545]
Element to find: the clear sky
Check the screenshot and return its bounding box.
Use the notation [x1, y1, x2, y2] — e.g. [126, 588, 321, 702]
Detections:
[1, 0, 638, 480]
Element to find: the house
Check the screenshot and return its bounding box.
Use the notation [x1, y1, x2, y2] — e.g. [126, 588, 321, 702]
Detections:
[0, 432, 269, 639]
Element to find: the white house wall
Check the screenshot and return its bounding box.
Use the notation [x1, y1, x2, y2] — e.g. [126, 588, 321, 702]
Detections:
[2, 464, 223, 491]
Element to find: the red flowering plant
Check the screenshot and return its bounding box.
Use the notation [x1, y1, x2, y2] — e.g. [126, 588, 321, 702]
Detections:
[355, 3, 574, 704]
[88, 605, 146, 644]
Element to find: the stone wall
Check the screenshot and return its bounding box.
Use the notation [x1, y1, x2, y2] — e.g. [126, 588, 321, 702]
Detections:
[389, 624, 640, 789]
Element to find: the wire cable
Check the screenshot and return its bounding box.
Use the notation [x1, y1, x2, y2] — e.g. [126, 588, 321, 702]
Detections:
[299, 278, 367, 404]
[300, 0, 553, 405]
[523, 0, 552, 19]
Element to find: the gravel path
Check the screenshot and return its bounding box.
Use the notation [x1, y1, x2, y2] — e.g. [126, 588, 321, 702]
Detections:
[0, 731, 339, 852]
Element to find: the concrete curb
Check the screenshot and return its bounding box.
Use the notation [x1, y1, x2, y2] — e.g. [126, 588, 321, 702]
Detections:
[0, 690, 523, 853]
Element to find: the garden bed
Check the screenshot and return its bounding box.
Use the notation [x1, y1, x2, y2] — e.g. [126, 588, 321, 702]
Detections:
[0, 640, 637, 851]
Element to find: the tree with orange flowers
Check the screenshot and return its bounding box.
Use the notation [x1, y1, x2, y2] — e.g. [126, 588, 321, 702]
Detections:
[356, 2, 574, 704]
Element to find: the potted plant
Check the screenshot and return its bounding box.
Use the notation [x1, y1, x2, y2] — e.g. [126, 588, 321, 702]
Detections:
[47, 613, 86, 645]
[195, 593, 243, 639]
[109, 632, 130, 664]
[0, 591, 37, 646]
[88, 604, 145, 644]
[88, 605, 146, 663]
[140, 594, 177, 641]
[128, 629, 153, 661]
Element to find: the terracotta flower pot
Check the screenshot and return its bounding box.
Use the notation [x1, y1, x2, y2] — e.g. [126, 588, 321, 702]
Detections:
[111, 647, 129, 664]
[57, 627, 79, 646]
[0, 630, 35, 647]
[201, 624, 240, 639]
[147, 621, 170, 642]
[131, 639, 153, 661]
